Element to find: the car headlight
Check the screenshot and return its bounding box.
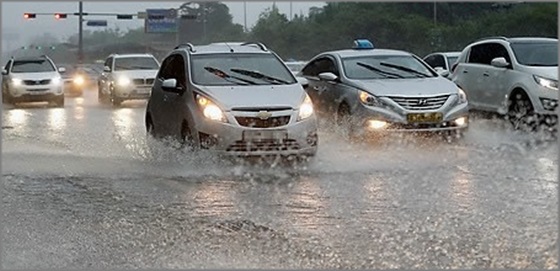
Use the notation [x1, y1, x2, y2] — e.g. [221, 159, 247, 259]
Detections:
[534, 75, 558, 90]
[298, 94, 314, 121]
[117, 76, 131, 87]
[196, 94, 227, 123]
[11, 78, 22, 86]
[52, 76, 62, 85]
[73, 75, 85, 86]
[457, 87, 467, 104]
[359, 90, 381, 106]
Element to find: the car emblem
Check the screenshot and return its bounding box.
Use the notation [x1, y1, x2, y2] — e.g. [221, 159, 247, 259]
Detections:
[256, 110, 272, 120]
[417, 98, 428, 106]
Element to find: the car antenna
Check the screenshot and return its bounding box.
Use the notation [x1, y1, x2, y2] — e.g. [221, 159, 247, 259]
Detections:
[224, 42, 234, 53]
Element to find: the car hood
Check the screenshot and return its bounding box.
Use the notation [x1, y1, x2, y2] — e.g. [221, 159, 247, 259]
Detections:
[112, 70, 158, 78]
[11, 72, 60, 80]
[349, 77, 460, 96]
[196, 84, 306, 110]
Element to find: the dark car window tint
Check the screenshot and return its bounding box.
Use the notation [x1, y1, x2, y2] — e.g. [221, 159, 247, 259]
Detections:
[159, 54, 187, 88]
[511, 41, 558, 66]
[301, 57, 338, 77]
[468, 43, 510, 65]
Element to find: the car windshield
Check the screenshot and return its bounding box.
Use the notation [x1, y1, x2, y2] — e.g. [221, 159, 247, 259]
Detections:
[510, 41, 558, 66]
[342, 54, 436, 79]
[11, 59, 55, 73]
[286, 62, 305, 73]
[114, 57, 159, 71]
[191, 53, 296, 86]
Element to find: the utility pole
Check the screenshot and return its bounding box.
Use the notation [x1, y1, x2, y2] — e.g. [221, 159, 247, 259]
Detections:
[78, 1, 83, 64]
[243, 1, 247, 32]
[290, 2, 293, 20]
[433, 2, 437, 26]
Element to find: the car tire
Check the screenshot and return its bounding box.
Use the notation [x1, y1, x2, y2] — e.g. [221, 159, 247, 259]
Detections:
[97, 84, 106, 104]
[110, 87, 122, 107]
[336, 103, 360, 141]
[56, 96, 64, 107]
[507, 91, 537, 132]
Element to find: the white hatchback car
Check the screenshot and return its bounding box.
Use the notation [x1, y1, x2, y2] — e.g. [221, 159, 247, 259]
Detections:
[451, 36, 558, 130]
[97, 53, 160, 106]
[2, 55, 65, 107]
[145, 42, 318, 158]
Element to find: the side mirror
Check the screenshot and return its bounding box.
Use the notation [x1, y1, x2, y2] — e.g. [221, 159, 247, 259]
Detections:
[491, 57, 509, 68]
[58, 67, 66, 73]
[103, 66, 111, 72]
[1, 69, 7, 75]
[318, 72, 338, 82]
[296, 76, 309, 88]
[161, 78, 184, 94]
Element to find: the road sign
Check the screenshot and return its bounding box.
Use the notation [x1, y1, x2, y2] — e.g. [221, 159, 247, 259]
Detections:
[116, 14, 133, 20]
[145, 9, 177, 33]
[86, 20, 108, 27]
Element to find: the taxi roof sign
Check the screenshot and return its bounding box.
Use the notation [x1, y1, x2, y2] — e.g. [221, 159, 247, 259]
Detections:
[352, 39, 374, 50]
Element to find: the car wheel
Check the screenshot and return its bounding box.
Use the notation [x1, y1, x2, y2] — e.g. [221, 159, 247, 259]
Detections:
[54, 96, 64, 107]
[180, 120, 197, 149]
[2, 87, 11, 104]
[97, 84, 106, 104]
[110, 87, 122, 106]
[507, 92, 537, 132]
[336, 103, 360, 140]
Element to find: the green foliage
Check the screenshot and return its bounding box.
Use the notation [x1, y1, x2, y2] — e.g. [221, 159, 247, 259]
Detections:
[35, 1, 557, 64]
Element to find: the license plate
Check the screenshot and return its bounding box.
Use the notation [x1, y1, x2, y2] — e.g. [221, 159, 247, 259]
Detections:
[407, 112, 443, 123]
[243, 130, 287, 141]
[136, 88, 151, 94]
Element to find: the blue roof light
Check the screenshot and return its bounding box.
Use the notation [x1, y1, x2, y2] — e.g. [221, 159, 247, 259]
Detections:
[352, 39, 374, 50]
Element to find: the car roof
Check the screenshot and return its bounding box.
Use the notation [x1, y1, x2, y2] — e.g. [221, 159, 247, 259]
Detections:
[12, 55, 51, 61]
[111, 53, 155, 58]
[323, 48, 413, 59]
[472, 36, 558, 45]
[176, 42, 271, 55]
[425, 52, 461, 57]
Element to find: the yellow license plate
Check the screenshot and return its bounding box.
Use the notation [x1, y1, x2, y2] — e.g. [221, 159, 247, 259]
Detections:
[407, 112, 443, 123]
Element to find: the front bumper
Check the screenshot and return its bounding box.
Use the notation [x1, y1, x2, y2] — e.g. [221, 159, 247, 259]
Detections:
[114, 84, 151, 100]
[194, 112, 318, 157]
[8, 84, 64, 102]
[352, 96, 469, 134]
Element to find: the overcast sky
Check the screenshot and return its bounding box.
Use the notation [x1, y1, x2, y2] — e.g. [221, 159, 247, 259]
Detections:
[1, 1, 325, 51]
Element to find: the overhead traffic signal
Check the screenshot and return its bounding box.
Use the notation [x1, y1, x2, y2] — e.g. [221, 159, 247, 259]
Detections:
[23, 13, 36, 19]
[54, 13, 67, 19]
[116, 14, 133, 20]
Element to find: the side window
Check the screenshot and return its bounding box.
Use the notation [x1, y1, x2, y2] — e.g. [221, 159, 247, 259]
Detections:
[158, 54, 187, 88]
[301, 56, 339, 77]
[104, 57, 113, 71]
[424, 55, 437, 67]
[301, 59, 320, 77]
[468, 43, 494, 65]
[490, 43, 512, 64]
[434, 55, 446, 68]
[4, 60, 12, 72]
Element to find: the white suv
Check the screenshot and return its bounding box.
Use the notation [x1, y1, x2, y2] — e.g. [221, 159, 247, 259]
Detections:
[2, 55, 65, 107]
[97, 53, 160, 106]
[451, 36, 558, 130]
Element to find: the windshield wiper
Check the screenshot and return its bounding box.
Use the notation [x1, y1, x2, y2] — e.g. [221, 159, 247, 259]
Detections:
[204, 66, 257, 85]
[380, 62, 431, 78]
[230, 68, 290, 85]
[357, 62, 403, 79]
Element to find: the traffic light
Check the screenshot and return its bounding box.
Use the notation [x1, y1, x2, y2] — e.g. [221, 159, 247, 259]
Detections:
[54, 13, 67, 19]
[116, 14, 133, 20]
[23, 13, 36, 19]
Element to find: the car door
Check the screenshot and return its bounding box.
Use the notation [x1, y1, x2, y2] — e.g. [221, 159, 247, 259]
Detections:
[2, 60, 12, 93]
[456, 43, 493, 109]
[478, 43, 516, 111]
[301, 55, 340, 115]
[150, 53, 188, 136]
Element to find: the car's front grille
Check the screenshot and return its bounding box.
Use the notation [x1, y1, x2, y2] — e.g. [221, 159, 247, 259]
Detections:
[388, 121, 458, 130]
[23, 79, 51, 85]
[388, 95, 449, 110]
[227, 139, 300, 152]
[235, 116, 291, 128]
[132, 78, 155, 85]
[231, 106, 292, 112]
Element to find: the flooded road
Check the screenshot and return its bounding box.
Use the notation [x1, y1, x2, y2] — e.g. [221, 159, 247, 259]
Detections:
[2, 90, 558, 269]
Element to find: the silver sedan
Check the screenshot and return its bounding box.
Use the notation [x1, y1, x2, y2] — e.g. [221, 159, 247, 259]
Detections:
[300, 39, 469, 139]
